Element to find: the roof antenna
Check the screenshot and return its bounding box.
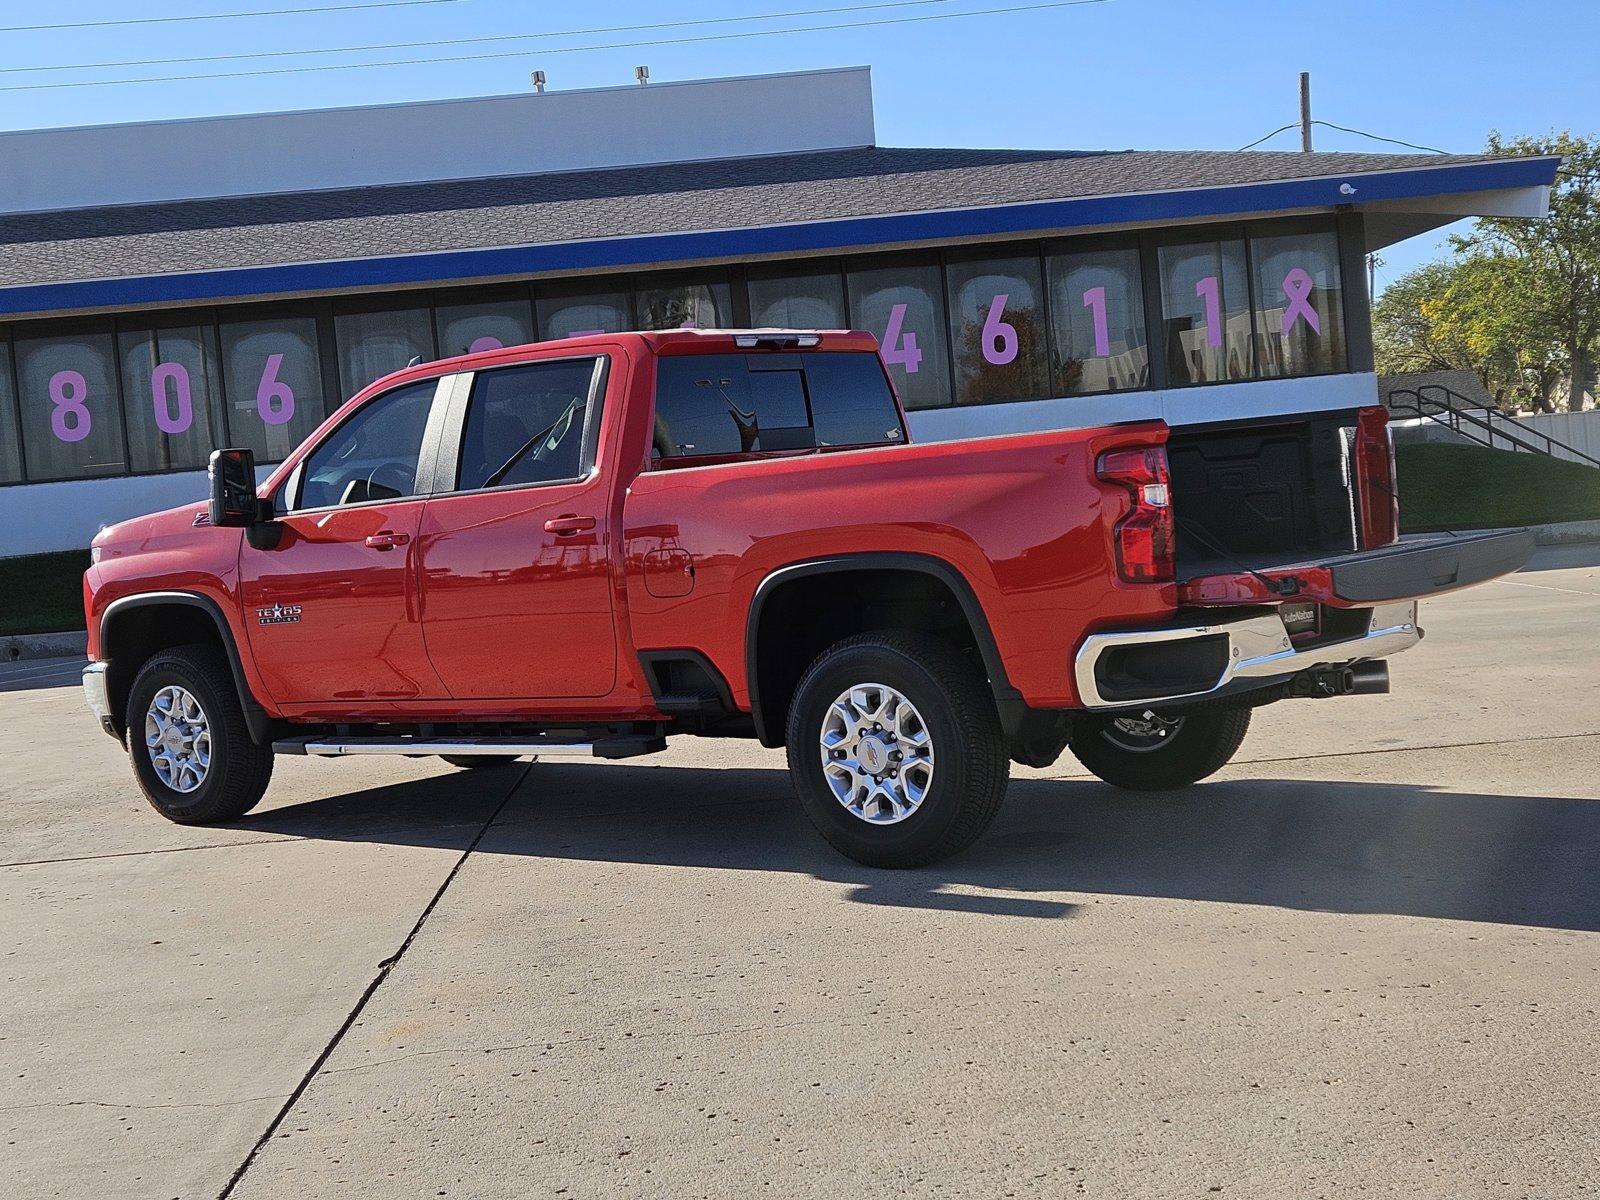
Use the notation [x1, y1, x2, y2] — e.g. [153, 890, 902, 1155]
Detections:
[635, 65, 649, 86]
[531, 70, 546, 94]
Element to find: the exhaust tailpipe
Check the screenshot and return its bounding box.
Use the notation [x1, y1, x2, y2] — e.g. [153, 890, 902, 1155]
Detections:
[1347, 661, 1390, 695]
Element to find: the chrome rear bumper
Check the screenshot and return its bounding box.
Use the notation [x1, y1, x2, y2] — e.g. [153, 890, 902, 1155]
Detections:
[1074, 601, 1420, 711]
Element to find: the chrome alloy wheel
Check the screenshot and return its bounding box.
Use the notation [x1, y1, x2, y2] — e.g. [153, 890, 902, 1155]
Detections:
[819, 682, 935, 825]
[1101, 710, 1186, 754]
[144, 685, 212, 794]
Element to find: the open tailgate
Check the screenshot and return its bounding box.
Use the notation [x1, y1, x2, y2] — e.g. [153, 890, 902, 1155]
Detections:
[1179, 529, 1536, 608]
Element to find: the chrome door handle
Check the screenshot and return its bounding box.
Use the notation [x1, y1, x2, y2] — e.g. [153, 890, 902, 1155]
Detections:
[364, 531, 410, 550]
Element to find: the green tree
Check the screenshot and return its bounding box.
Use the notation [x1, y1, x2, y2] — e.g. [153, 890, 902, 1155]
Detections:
[1455, 132, 1600, 411]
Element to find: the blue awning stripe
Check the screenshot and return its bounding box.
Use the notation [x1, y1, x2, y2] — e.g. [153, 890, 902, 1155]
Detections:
[0, 155, 1557, 319]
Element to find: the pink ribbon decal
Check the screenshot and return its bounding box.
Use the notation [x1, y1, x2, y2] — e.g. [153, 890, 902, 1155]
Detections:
[1281, 268, 1321, 336]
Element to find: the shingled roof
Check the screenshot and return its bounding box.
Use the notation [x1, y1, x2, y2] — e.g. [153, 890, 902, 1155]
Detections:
[0, 145, 1510, 288]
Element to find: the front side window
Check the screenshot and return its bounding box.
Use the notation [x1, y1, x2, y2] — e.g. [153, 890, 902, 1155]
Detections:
[296, 379, 437, 510]
[1159, 238, 1252, 385]
[456, 358, 600, 491]
[1047, 245, 1149, 394]
[653, 352, 902, 460]
[1250, 229, 1346, 378]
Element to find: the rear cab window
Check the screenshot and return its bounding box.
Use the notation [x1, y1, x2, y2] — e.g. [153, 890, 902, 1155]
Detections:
[652, 351, 905, 464]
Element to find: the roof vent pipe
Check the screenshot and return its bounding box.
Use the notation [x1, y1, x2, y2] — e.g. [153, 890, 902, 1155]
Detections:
[531, 70, 546, 93]
[635, 65, 650, 85]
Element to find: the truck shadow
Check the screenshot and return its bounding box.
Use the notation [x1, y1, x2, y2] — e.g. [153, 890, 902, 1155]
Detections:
[234, 761, 1600, 931]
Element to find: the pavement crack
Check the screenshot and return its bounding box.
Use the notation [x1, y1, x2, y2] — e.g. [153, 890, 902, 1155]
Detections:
[2, 837, 296, 870]
[0, 1094, 287, 1114]
[214, 763, 527, 1200]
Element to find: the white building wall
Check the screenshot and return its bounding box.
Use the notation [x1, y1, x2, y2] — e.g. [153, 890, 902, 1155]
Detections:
[0, 67, 875, 214]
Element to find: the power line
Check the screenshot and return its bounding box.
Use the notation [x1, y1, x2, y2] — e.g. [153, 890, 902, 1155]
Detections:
[1237, 119, 1450, 155]
[0, 0, 1115, 93]
[2, 1, 970, 75]
[0, 0, 468, 34]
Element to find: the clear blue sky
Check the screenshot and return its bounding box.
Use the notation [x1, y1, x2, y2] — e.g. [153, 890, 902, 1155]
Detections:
[3, 0, 1595, 292]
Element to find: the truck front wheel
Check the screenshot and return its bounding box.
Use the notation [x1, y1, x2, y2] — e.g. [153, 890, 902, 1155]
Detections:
[785, 632, 1009, 868]
[1068, 707, 1250, 791]
[126, 645, 274, 824]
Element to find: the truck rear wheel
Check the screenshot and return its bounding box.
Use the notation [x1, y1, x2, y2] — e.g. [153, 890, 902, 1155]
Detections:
[1068, 707, 1250, 791]
[785, 632, 1009, 869]
[126, 644, 274, 824]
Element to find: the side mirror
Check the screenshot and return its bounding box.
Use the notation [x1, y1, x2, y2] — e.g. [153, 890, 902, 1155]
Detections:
[208, 448, 262, 528]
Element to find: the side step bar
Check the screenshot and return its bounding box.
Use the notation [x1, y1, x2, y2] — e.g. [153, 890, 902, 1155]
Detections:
[273, 732, 666, 759]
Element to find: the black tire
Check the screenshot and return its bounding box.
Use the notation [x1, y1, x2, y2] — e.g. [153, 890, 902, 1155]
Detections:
[1068, 707, 1250, 791]
[126, 644, 274, 824]
[438, 755, 523, 769]
[785, 632, 1009, 869]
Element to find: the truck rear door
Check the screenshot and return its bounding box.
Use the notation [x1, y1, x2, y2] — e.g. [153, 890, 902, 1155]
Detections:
[415, 353, 618, 700]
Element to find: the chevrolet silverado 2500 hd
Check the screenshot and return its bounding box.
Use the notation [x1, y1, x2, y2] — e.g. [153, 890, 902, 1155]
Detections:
[82, 330, 1533, 867]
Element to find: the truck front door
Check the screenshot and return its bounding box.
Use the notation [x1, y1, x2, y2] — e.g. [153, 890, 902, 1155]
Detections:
[239, 378, 450, 705]
[416, 355, 618, 700]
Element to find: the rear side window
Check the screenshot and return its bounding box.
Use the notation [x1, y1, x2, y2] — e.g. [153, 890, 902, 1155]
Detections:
[653, 352, 903, 461]
[457, 358, 601, 491]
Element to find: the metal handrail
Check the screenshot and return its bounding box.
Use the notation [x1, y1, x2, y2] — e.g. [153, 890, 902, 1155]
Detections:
[1387, 385, 1600, 470]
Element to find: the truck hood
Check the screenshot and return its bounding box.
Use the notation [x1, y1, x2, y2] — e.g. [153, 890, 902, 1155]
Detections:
[92, 501, 211, 560]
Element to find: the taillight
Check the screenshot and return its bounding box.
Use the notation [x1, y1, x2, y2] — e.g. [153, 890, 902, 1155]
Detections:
[1097, 445, 1174, 584]
[1354, 406, 1399, 548]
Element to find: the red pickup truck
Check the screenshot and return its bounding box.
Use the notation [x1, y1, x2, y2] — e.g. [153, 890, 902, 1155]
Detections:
[82, 330, 1531, 867]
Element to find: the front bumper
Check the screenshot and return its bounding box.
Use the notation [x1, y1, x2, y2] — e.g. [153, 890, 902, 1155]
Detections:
[82, 662, 118, 739]
[1074, 601, 1420, 710]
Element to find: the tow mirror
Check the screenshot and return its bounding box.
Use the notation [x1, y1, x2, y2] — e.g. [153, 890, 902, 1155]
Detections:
[208, 448, 260, 527]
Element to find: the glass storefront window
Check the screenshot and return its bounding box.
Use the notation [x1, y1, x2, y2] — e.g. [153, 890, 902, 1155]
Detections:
[119, 324, 227, 473]
[15, 327, 127, 482]
[434, 295, 535, 358]
[847, 259, 952, 410]
[536, 286, 632, 340]
[220, 314, 328, 462]
[746, 268, 846, 329]
[1159, 238, 1252, 384]
[0, 343, 22, 484]
[636, 276, 732, 330]
[1250, 229, 1346, 378]
[334, 304, 435, 398]
[945, 255, 1049, 405]
[1047, 245, 1149, 394]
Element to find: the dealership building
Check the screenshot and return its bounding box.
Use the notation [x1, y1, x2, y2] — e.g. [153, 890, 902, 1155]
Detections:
[0, 66, 1556, 556]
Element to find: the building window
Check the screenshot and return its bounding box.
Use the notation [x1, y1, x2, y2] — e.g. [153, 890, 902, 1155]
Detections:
[1046, 244, 1149, 394]
[296, 380, 437, 511]
[846, 258, 952, 411]
[118, 322, 227, 474]
[1158, 237, 1253, 385]
[636, 274, 732, 331]
[219, 313, 328, 463]
[945, 254, 1050, 405]
[15, 326, 128, 482]
[0, 340, 22, 484]
[334, 303, 435, 398]
[434, 294, 535, 358]
[1250, 229, 1346, 377]
[536, 285, 631, 341]
[746, 267, 846, 329]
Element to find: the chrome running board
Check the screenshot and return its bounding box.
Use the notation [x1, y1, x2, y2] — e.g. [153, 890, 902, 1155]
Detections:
[273, 733, 665, 759]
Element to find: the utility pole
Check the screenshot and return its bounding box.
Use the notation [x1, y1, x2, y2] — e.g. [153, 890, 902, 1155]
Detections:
[1299, 72, 1313, 152]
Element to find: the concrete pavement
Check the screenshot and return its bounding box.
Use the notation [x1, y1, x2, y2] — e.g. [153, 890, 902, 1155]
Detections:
[3, 549, 1598, 1198]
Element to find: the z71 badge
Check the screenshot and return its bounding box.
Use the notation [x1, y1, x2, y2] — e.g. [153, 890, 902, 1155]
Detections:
[257, 603, 302, 626]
